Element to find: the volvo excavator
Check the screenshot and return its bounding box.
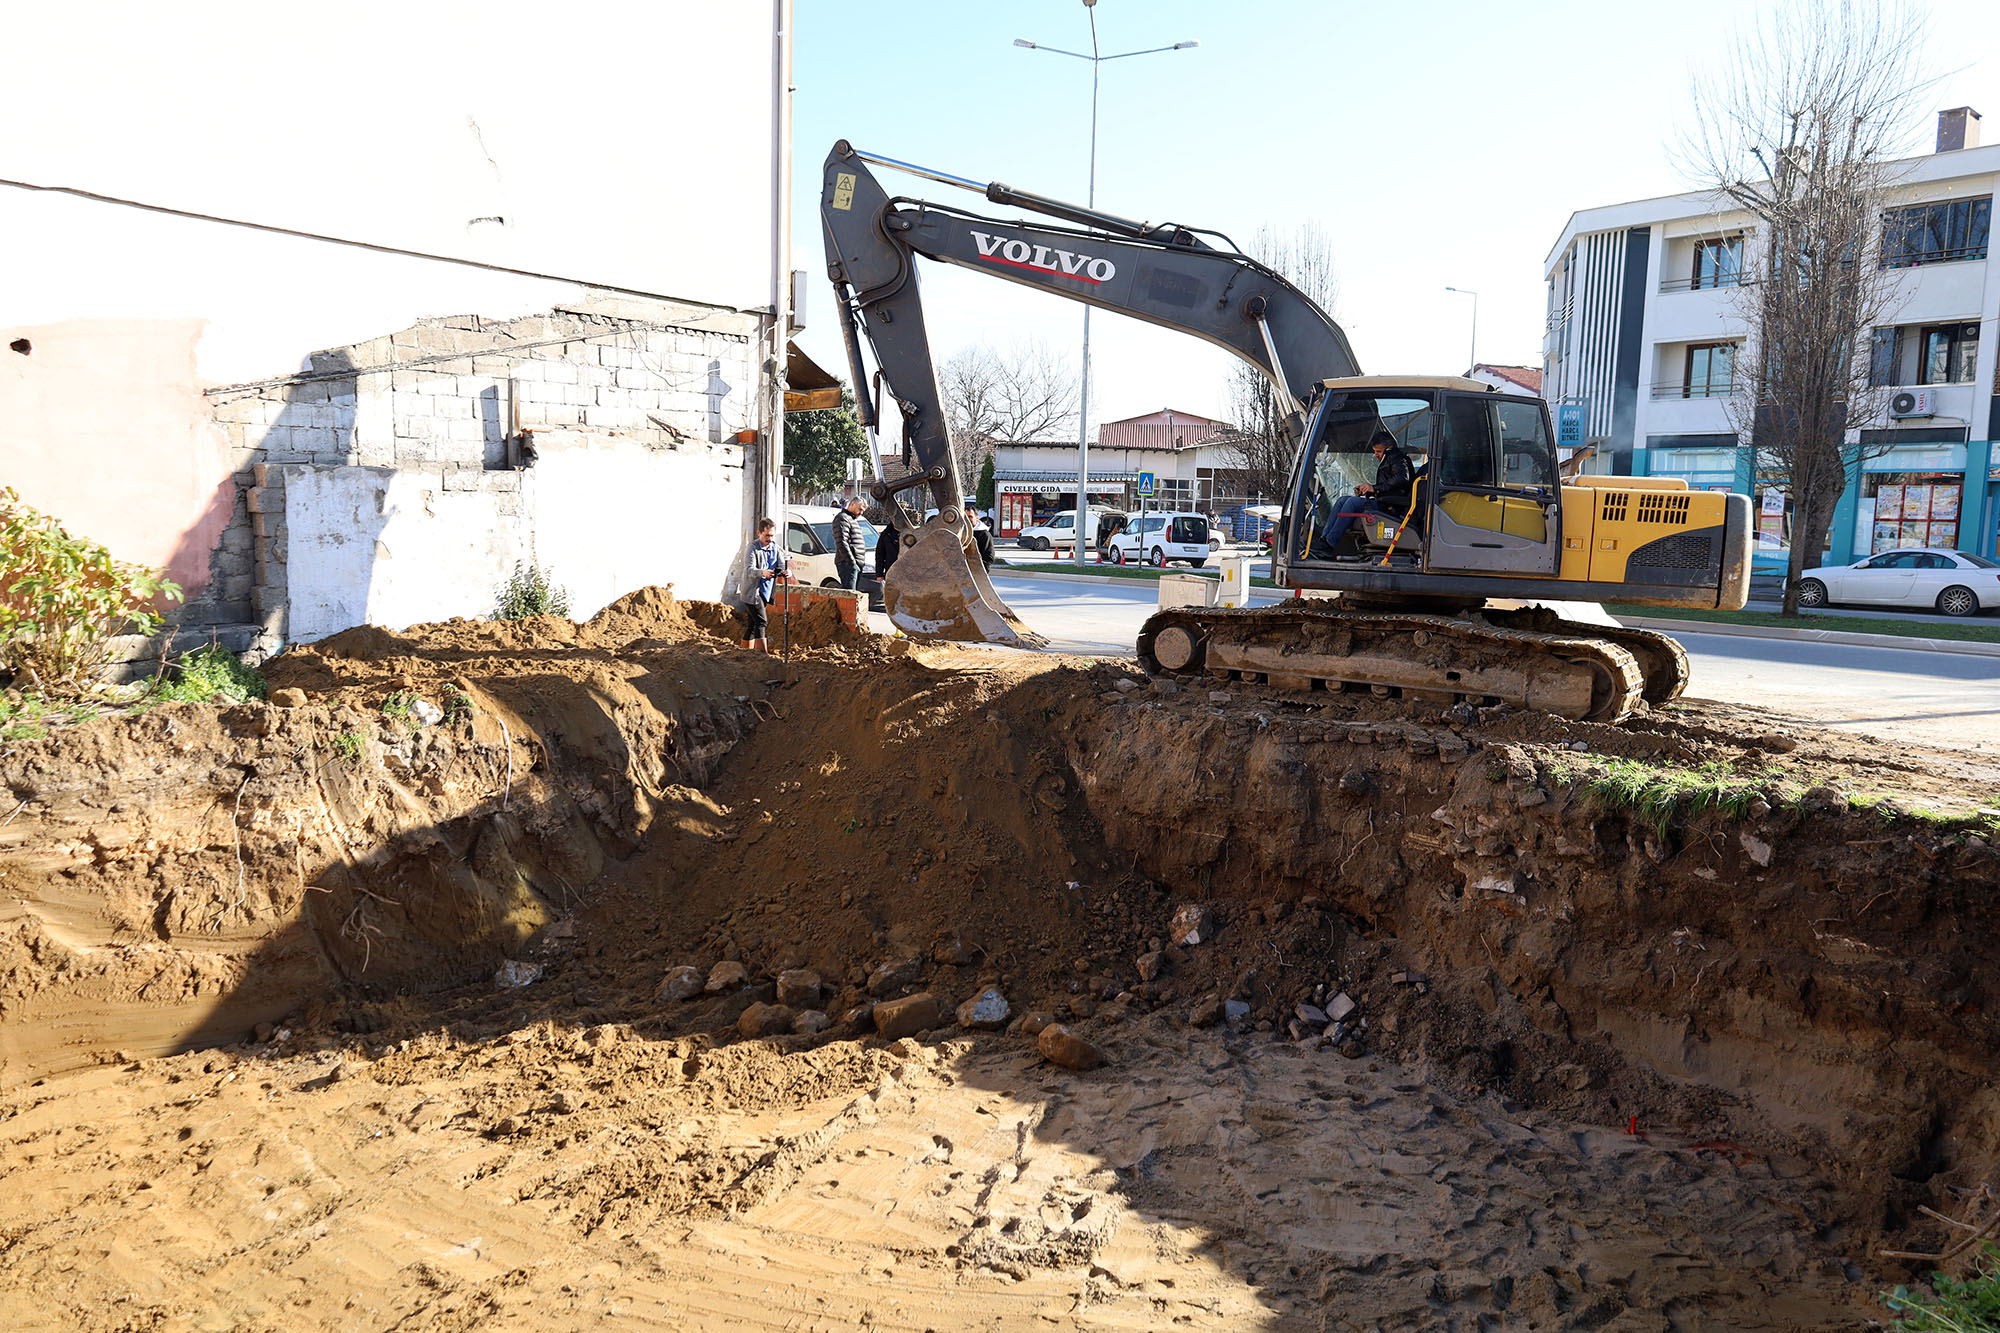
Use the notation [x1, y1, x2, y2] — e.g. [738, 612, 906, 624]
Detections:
[821, 142, 1752, 724]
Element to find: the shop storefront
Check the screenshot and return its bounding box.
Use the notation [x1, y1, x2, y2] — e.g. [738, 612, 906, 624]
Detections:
[1835, 442, 1972, 562]
[993, 476, 1133, 536]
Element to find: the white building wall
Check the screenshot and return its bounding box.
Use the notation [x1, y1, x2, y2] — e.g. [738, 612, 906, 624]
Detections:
[0, 2, 786, 644]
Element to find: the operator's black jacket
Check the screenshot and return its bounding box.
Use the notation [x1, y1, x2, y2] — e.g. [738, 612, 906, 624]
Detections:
[1372, 447, 1415, 513]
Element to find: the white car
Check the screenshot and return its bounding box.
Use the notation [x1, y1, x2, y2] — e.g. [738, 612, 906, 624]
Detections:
[1017, 508, 1123, 553]
[1106, 511, 1212, 568]
[1797, 547, 2000, 617]
[784, 505, 883, 597]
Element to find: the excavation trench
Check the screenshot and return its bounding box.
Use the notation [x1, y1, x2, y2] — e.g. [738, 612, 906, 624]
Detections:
[0, 588, 1995, 1330]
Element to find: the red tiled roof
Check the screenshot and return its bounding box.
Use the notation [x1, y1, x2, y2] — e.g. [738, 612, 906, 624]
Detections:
[1475, 364, 1543, 393]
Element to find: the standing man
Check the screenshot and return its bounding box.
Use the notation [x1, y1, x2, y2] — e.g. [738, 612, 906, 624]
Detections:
[741, 516, 791, 652]
[967, 503, 995, 568]
[833, 494, 869, 591]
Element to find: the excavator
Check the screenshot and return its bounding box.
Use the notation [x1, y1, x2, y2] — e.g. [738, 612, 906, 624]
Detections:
[821, 142, 1751, 723]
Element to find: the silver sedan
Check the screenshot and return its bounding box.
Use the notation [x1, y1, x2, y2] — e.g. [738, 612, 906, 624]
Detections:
[1797, 547, 2000, 617]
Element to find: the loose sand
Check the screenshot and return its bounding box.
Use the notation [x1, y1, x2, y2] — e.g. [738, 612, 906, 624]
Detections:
[1, 588, 1995, 1329]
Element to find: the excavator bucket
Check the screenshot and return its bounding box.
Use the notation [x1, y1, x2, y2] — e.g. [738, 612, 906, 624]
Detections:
[883, 517, 1047, 648]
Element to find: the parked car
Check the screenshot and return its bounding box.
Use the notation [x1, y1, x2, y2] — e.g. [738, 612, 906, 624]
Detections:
[1797, 547, 2000, 617]
[1017, 507, 1124, 554]
[1105, 511, 1211, 567]
[785, 505, 884, 606]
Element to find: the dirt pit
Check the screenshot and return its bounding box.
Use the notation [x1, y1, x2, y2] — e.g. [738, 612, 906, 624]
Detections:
[1, 586, 1996, 1330]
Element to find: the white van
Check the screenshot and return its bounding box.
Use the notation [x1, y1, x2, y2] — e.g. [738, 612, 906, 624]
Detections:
[1105, 511, 1211, 567]
[1017, 507, 1124, 554]
[783, 506, 884, 602]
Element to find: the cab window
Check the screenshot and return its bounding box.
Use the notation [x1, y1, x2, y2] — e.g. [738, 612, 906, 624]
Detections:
[1495, 401, 1557, 490]
[1304, 392, 1434, 518]
[1436, 396, 1557, 492]
[785, 521, 820, 555]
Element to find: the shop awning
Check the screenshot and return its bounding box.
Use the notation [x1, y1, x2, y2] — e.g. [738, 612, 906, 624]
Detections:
[784, 341, 844, 412]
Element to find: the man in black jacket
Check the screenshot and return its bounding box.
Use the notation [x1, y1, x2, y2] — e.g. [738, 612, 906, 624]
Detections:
[1319, 431, 1414, 555]
[832, 495, 869, 590]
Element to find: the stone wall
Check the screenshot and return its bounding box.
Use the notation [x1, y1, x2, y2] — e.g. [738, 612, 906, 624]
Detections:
[196, 302, 760, 648]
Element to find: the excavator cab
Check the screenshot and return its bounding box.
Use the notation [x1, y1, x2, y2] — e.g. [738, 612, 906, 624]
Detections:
[1285, 377, 1562, 581]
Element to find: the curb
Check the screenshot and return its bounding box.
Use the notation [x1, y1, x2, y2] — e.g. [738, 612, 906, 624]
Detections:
[992, 567, 2000, 657]
[1613, 615, 2000, 658]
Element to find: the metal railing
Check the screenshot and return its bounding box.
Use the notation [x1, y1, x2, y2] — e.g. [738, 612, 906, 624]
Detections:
[1658, 273, 1750, 293]
[1881, 244, 1989, 268]
[1649, 380, 1735, 400]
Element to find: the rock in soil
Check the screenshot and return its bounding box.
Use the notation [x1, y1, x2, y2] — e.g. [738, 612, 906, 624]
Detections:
[656, 966, 703, 1002]
[956, 987, 1010, 1031]
[738, 1003, 794, 1039]
[873, 992, 941, 1040]
[776, 968, 822, 1007]
[868, 957, 923, 997]
[1037, 1024, 1108, 1071]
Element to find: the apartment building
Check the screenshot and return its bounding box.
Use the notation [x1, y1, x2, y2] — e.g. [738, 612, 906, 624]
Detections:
[1543, 107, 1999, 566]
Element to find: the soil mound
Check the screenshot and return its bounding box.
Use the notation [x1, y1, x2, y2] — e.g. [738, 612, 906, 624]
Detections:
[1, 617, 1997, 1327]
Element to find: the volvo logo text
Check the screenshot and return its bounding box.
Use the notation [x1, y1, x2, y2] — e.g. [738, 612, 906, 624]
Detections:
[969, 230, 1116, 284]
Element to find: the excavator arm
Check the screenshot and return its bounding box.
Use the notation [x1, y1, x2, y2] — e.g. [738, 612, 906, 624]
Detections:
[820, 140, 1357, 645]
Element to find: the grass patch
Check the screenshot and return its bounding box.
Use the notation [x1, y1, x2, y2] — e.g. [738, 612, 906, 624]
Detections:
[381, 690, 416, 721]
[0, 692, 122, 741]
[1606, 604, 2000, 644]
[331, 731, 364, 762]
[1883, 1241, 2000, 1331]
[1552, 754, 1771, 840]
[152, 645, 267, 704]
[1001, 561, 1280, 588]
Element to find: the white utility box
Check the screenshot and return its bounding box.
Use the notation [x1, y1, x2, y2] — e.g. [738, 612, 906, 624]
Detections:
[1214, 552, 1253, 607]
[1157, 574, 1215, 609]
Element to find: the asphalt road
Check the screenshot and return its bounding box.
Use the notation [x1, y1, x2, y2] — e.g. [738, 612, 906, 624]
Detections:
[973, 572, 2000, 754]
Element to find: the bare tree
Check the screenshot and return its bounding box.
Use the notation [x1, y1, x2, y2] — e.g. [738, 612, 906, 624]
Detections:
[1684, 0, 1927, 613]
[939, 340, 1080, 488]
[1222, 222, 1340, 497]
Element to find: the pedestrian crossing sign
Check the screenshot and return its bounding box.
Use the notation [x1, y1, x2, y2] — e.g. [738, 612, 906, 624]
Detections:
[1136, 471, 1157, 497]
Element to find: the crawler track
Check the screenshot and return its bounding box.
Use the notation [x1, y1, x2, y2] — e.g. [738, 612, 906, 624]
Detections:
[1137, 603, 1651, 723]
[1483, 608, 1691, 705]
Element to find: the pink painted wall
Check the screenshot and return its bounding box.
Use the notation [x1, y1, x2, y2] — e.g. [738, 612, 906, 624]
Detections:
[0, 319, 236, 597]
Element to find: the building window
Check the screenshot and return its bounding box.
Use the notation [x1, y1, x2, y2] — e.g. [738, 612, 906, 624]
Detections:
[1684, 342, 1735, 398]
[1917, 322, 1979, 385]
[1868, 326, 1902, 387]
[1692, 236, 1742, 290]
[1881, 197, 1991, 267]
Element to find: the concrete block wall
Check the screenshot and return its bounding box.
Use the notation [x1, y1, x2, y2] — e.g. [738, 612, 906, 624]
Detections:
[195, 303, 761, 647]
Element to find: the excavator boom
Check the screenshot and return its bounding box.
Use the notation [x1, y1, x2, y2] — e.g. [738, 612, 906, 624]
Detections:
[820, 141, 1351, 647]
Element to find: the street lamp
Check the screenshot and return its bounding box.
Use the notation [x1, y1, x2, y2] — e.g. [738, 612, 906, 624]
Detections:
[1444, 286, 1478, 375]
[1015, 5, 1198, 565]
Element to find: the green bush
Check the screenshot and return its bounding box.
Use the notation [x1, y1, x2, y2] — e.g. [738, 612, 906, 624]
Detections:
[494, 562, 571, 620]
[1885, 1243, 2000, 1332]
[153, 645, 266, 705]
[0, 487, 181, 695]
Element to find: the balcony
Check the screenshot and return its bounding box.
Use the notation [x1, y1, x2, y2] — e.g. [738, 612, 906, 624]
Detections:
[1658, 273, 1751, 294]
[1650, 380, 1734, 401]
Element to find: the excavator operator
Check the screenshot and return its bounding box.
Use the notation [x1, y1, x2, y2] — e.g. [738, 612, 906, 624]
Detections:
[1319, 431, 1415, 555]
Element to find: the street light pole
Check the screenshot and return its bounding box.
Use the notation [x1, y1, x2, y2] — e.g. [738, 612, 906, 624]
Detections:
[1016, 6, 1197, 565]
[1445, 286, 1479, 374]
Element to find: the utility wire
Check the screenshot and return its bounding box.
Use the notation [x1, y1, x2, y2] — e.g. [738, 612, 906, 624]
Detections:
[0, 175, 763, 325]
[0, 175, 773, 398]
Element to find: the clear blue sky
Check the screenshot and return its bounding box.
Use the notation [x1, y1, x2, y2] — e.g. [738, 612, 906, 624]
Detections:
[792, 0, 1999, 428]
